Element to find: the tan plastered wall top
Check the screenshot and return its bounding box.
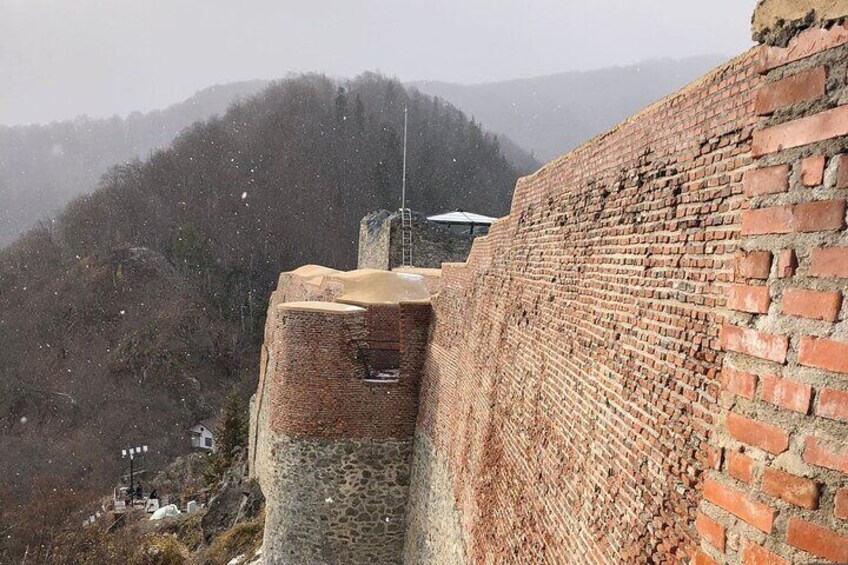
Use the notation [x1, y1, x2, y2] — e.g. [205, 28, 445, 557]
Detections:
[287, 264, 342, 286]
[334, 269, 431, 306]
[284, 266, 433, 306]
[278, 301, 365, 314]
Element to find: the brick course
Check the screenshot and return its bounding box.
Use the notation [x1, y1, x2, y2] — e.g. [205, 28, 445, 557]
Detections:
[742, 165, 788, 197]
[710, 27, 848, 565]
[780, 287, 842, 321]
[252, 11, 848, 564]
[741, 542, 788, 565]
[754, 66, 826, 116]
[760, 467, 819, 509]
[785, 517, 848, 562]
[408, 52, 762, 563]
[703, 479, 776, 533]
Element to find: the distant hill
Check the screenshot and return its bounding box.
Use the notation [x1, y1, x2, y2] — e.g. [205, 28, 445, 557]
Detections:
[0, 80, 270, 246]
[0, 79, 539, 248]
[0, 73, 524, 561]
[412, 55, 726, 162]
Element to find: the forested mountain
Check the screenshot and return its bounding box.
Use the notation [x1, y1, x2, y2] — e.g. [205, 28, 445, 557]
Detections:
[0, 57, 721, 247]
[0, 73, 523, 561]
[0, 80, 269, 246]
[413, 55, 725, 161]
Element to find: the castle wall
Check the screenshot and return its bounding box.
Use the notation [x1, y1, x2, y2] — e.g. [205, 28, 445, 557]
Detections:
[250, 267, 434, 564]
[259, 305, 419, 564]
[407, 19, 848, 564]
[699, 26, 848, 565]
[358, 210, 475, 270]
[251, 6, 848, 563]
[405, 51, 762, 563]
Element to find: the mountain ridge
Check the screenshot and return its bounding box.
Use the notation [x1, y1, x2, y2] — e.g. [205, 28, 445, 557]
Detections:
[411, 55, 727, 161]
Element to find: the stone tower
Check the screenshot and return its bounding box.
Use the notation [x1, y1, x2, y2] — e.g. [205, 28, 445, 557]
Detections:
[249, 271, 432, 564]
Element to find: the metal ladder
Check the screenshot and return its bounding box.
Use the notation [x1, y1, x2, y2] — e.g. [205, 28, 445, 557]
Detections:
[400, 208, 413, 267]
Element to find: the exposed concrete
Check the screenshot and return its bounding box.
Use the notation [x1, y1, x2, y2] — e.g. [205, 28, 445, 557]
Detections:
[752, 0, 848, 45]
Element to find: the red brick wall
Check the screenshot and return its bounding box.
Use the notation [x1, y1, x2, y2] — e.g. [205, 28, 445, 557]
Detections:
[697, 25, 848, 565]
[416, 51, 762, 562]
[268, 307, 423, 440]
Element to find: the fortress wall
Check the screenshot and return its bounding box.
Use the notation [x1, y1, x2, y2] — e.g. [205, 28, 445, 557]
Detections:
[268, 307, 421, 440]
[251, 267, 436, 563]
[699, 27, 848, 565]
[406, 51, 762, 563]
[249, 289, 284, 485]
[359, 211, 393, 270]
[409, 20, 848, 564]
[251, 7, 848, 564]
[260, 306, 417, 564]
[358, 210, 475, 270]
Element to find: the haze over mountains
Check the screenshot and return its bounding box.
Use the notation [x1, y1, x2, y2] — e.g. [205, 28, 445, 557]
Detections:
[413, 55, 726, 161]
[0, 80, 269, 246]
[1, 56, 726, 247]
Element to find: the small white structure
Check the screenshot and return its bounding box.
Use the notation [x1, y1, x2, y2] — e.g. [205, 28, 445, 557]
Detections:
[150, 504, 182, 521]
[427, 210, 497, 235]
[190, 419, 216, 451]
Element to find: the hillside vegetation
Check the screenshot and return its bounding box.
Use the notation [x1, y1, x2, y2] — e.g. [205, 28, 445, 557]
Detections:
[0, 73, 522, 562]
[0, 80, 269, 246]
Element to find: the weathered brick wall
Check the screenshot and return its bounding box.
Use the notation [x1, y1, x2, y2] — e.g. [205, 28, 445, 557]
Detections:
[407, 52, 762, 563]
[249, 268, 436, 564]
[257, 303, 426, 564]
[251, 7, 848, 564]
[268, 306, 423, 440]
[696, 24, 848, 565]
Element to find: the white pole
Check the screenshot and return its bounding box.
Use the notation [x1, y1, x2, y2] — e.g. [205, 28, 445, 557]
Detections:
[401, 107, 408, 210]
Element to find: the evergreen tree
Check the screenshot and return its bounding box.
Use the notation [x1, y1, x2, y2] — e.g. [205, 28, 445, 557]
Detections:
[205, 391, 248, 485]
[334, 86, 347, 126]
[353, 94, 365, 131]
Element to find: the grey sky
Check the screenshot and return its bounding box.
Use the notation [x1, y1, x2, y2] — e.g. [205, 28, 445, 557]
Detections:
[0, 0, 756, 126]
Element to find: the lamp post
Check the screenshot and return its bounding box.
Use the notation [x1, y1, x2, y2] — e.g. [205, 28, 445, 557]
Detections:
[121, 445, 148, 495]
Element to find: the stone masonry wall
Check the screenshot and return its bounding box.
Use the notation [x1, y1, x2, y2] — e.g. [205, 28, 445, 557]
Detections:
[406, 52, 762, 563]
[259, 306, 419, 564]
[696, 25, 848, 565]
[358, 210, 475, 270]
[262, 435, 413, 565]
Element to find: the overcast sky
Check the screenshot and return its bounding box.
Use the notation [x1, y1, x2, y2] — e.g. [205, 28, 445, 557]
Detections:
[0, 0, 756, 126]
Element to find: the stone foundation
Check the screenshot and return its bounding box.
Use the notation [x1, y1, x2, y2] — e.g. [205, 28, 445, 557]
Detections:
[262, 435, 413, 565]
[403, 431, 467, 565]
